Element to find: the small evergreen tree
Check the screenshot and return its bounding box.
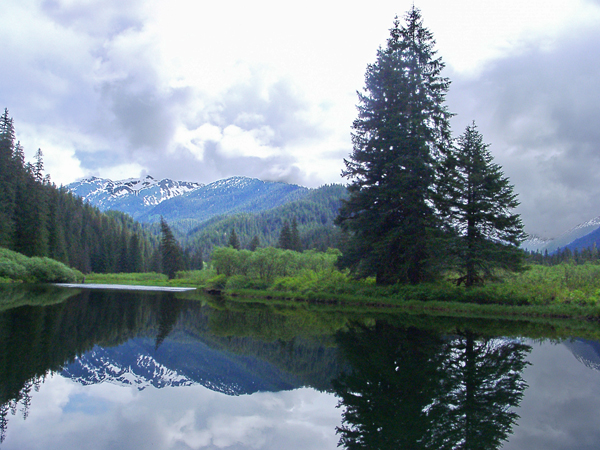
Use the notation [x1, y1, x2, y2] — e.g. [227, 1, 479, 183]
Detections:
[291, 217, 302, 252]
[446, 123, 526, 286]
[249, 235, 260, 251]
[228, 228, 241, 250]
[278, 221, 293, 250]
[160, 216, 183, 279]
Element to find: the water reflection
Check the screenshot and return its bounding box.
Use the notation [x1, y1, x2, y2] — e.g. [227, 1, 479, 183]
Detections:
[333, 323, 530, 449]
[1, 285, 600, 449]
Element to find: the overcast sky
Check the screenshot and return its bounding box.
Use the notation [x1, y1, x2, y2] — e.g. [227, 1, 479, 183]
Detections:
[2, 0, 600, 237]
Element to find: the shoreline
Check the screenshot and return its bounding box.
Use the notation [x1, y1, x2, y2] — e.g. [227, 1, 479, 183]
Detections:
[54, 283, 196, 292]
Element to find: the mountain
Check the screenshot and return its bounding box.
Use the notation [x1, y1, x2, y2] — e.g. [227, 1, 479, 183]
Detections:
[66, 175, 346, 252]
[66, 175, 310, 225]
[136, 176, 309, 223]
[521, 216, 600, 254]
[66, 175, 203, 219]
[563, 339, 600, 372]
[62, 335, 302, 395]
[184, 183, 348, 252]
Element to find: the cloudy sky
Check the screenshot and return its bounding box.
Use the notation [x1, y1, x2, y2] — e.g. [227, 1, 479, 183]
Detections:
[2, 0, 600, 237]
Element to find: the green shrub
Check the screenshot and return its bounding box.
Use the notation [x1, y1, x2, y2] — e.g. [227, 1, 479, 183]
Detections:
[25, 257, 79, 283]
[0, 259, 27, 280]
[206, 274, 227, 290]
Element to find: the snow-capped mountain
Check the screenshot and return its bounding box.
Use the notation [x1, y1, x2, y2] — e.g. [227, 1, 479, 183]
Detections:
[60, 337, 300, 396]
[67, 175, 309, 224]
[66, 175, 203, 218]
[564, 339, 600, 372]
[521, 216, 600, 253]
[62, 345, 195, 391]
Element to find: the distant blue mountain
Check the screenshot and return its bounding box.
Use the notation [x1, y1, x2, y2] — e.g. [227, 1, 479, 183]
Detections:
[67, 175, 310, 225]
[522, 216, 600, 254]
[562, 226, 600, 253]
[137, 176, 309, 223]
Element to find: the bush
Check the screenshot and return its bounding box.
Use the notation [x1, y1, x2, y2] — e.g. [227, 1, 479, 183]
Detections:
[0, 259, 27, 281]
[25, 257, 80, 283]
[206, 274, 227, 290]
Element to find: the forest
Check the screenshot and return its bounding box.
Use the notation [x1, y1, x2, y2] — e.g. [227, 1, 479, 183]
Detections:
[0, 109, 157, 275]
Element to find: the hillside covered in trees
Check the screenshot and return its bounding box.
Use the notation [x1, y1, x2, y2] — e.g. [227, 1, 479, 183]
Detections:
[0, 109, 156, 274]
[180, 183, 348, 257]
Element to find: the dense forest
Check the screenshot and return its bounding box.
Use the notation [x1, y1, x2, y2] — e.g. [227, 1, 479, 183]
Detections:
[179, 183, 348, 256]
[0, 109, 156, 274]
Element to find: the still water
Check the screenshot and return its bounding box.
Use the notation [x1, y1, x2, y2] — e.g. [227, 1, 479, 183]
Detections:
[2, 285, 600, 449]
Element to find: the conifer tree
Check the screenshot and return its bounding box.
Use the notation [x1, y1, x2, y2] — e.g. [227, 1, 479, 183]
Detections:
[228, 228, 241, 250]
[33, 148, 44, 183]
[446, 123, 526, 286]
[291, 217, 302, 252]
[249, 235, 260, 251]
[278, 221, 293, 250]
[336, 7, 452, 284]
[0, 109, 16, 247]
[160, 216, 183, 279]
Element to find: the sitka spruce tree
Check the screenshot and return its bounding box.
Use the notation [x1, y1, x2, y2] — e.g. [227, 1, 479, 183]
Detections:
[160, 216, 183, 279]
[336, 7, 452, 284]
[446, 123, 526, 286]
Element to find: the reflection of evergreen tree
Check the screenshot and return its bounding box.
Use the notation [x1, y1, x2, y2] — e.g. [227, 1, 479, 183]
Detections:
[333, 322, 449, 449]
[333, 323, 531, 450]
[154, 294, 184, 350]
[426, 331, 530, 450]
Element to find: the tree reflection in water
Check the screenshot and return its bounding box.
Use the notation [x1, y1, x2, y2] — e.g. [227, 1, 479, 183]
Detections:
[333, 322, 531, 450]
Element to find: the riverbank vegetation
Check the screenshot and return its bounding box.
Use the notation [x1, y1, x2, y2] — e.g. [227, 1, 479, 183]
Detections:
[0, 248, 84, 283]
[81, 245, 600, 319]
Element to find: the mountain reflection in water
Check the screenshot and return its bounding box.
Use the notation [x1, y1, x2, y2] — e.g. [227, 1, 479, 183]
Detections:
[2, 285, 600, 449]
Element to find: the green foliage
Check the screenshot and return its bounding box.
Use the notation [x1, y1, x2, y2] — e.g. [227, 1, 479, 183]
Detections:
[0, 109, 157, 275]
[336, 8, 452, 285]
[211, 246, 340, 283]
[160, 217, 184, 279]
[441, 123, 526, 286]
[25, 257, 83, 283]
[0, 248, 83, 283]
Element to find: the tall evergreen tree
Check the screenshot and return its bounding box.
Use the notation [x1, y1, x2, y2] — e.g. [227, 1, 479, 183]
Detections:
[0, 109, 16, 247]
[336, 7, 452, 284]
[160, 216, 183, 279]
[228, 228, 241, 250]
[290, 217, 302, 252]
[278, 221, 293, 250]
[445, 123, 526, 286]
[33, 148, 44, 183]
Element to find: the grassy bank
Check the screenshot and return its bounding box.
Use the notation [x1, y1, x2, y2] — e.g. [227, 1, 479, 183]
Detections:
[82, 261, 600, 321]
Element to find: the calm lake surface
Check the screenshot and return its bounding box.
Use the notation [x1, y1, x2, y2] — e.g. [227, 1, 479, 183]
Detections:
[2, 285, 600, 449]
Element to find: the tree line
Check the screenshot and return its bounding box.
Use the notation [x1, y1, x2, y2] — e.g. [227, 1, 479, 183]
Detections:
[180, 183, 348, 257]
[527, 245, 600, 266]
[0, 109, 157, 274]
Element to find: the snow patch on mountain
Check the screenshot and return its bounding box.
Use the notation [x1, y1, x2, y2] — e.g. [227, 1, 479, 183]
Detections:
[522, 216, 600, 253]
[67, 175, 203, 210]
[62, 347, 195, 391]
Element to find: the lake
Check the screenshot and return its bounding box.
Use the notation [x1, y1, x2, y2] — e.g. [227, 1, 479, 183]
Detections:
[2, 285, 600, 449]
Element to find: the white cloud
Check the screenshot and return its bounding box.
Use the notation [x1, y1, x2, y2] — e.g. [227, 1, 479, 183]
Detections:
[3, 376, 341, 450]
[3, 0, 600, 232]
